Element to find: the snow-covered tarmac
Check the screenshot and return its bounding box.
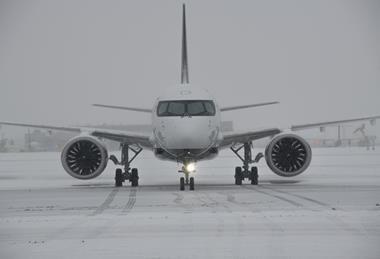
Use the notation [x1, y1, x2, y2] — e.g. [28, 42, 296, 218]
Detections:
[0, 148, 379, 258]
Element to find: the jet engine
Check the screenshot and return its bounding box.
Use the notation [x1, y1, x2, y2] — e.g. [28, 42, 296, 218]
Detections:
[61, 136, 108, 180]
[265, 134, 312, 177]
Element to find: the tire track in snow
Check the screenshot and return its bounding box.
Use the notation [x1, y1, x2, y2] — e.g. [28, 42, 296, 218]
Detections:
[90, 188, 119, 216]
[260, 185, 364, 235]
[261, 185, 330, 207]
[242, 186, 304, 208]
[83, 188, 124, 239]
[121, 188, 137, 214]
[83, 187, 138, 240]
[218, 191, 285, 233]
[241, 186, 355, 235]
[47, 188, 120, 241]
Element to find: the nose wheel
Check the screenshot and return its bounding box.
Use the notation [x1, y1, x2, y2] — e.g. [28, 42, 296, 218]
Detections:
[179, 176, 195, 191]
[180, 177, 185, 191]
[189, 177, 195, 190]
[179, 165, 195, 191]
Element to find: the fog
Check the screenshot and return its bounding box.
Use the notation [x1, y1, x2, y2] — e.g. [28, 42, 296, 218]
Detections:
[0, 0, 379, 137]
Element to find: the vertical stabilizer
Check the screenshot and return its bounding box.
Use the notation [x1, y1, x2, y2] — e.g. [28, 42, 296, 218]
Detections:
[181, 4, 189, 84]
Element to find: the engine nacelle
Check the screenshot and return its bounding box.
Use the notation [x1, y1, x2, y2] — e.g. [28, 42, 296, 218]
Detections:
[265, 134, 312, 177]
[61, 136, 108, 180]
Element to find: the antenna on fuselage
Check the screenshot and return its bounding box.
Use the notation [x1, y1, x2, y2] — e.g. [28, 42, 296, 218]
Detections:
[181, 4, 189, 84]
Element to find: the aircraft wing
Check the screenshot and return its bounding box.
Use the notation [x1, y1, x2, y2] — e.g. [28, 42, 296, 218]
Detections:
[93, 104, 152, 113]
[220, 128, 281, 148]
[220, 115, 380, 147]
[0, 121, 153, 148]
[91, 130, 152, 147]
[220, 101, 279, 112]
[291, 115, 380, 131]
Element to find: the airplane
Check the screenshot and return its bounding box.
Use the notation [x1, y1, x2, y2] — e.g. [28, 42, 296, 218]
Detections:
[1, 4, 379, 191]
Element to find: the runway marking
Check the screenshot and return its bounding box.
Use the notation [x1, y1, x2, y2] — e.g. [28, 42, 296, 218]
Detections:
[219, 191, 256, 209]
[172, 192, 184, 205]
[90, 188, 119, 216]
[121, 188, 137, 214]
[195, 191, 234, 212]
[242, 186, 303, 208]
[172, 192, 193, 214]
[217, 191, 285, 233]
[193, 191, 237, 236]
[170, 192, 195, 233]
[226, 193, 236, 203]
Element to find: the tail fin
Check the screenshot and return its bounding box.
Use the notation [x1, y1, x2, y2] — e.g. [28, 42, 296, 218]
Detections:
[181, 4, 189, 84]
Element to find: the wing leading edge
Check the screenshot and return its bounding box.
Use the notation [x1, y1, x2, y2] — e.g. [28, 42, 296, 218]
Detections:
[220, 101, 279, 112]
[0, 121, 153, 148]
[93, 104, 152, 113]
[291, 115, 380, 131]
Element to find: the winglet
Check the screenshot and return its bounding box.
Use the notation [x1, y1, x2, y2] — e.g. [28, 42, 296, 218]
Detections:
[181, 4, 189, 84]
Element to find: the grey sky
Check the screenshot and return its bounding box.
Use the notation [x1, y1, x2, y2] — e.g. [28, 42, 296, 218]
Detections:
[0, 0, 379, 137]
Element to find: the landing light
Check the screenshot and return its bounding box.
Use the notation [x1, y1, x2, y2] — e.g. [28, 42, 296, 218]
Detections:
[186, 163, 196, 172]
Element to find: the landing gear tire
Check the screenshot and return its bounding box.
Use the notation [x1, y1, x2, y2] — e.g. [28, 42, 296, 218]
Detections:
[189, 177, 195, 191]
[235, 167, 243, 185]
[250, 166, 258, 185]
[131, 168, 139, 187]
[180, 177, 185, 191]
[115, 168, 123, 187]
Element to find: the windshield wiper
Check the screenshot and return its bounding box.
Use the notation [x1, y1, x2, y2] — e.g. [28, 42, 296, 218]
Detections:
[181, 112, 192, 118]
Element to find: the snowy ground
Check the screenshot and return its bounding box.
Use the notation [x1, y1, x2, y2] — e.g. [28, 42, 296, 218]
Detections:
[0, 147, 379, 258]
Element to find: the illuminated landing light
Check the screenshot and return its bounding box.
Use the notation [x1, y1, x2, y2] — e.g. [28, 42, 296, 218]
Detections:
[186, 163, 196, 172]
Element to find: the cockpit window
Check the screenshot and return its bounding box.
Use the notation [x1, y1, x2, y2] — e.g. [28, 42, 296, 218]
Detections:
[158, 102, 169, 115]
[168, 102, 185, 116]
[157, 100, 216, 117]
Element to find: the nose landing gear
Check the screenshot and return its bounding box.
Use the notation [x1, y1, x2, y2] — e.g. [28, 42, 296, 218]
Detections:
[111, 143, 142, 187]
[179, 164, 195, 191]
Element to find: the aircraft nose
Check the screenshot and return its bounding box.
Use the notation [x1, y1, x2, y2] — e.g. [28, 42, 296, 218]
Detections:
[178, 125, 211, 148]
[161, 119, 216, 149]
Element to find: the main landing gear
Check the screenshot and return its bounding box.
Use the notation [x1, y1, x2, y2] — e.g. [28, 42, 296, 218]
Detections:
[179, 164, 195, 191]
[231, 142, 263, 185]
[110, 143, 142, 187]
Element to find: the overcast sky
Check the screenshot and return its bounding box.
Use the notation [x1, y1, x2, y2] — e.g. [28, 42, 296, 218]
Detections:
[0, 0, 379, 138]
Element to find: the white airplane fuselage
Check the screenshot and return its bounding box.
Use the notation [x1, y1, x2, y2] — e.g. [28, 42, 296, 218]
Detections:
[151, 85, 222, 163]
